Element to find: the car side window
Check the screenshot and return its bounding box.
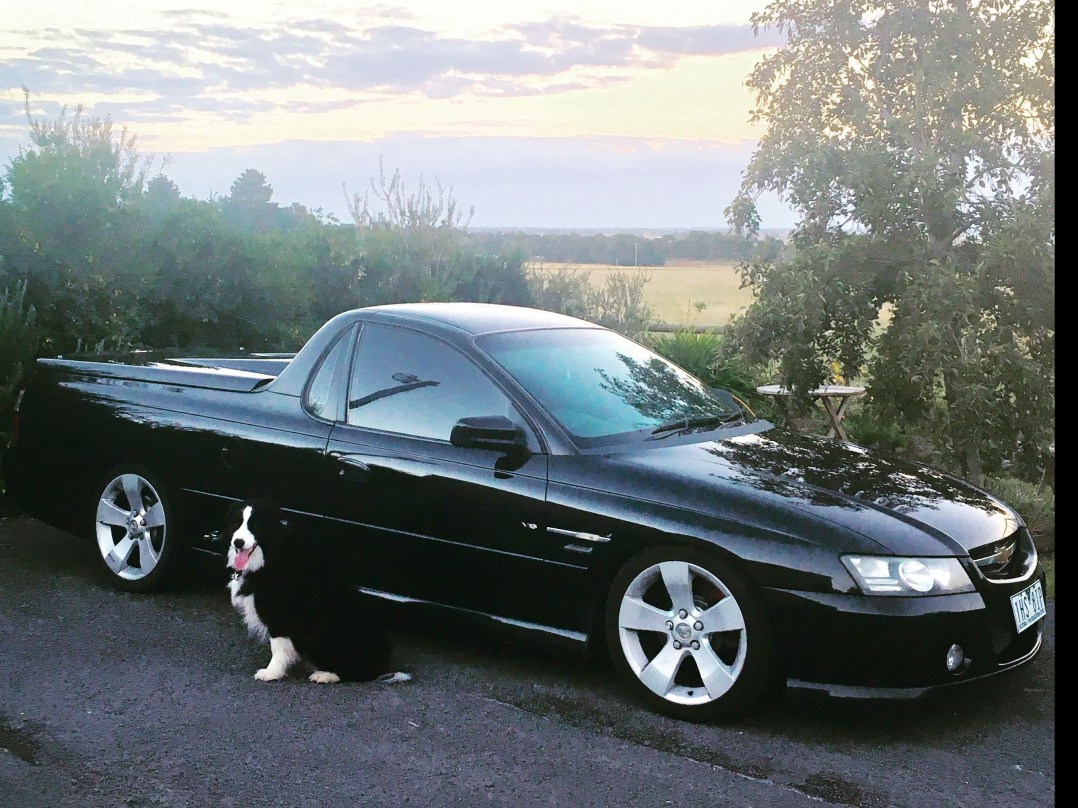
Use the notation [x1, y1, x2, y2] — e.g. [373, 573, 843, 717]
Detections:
[346, 324, 523, 441]
[304, 327, 353, 419]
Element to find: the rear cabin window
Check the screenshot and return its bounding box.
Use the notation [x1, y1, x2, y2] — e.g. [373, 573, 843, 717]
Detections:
[305, 329, 353, 419]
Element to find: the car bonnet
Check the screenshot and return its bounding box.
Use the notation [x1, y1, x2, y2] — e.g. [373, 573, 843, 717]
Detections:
[611, 427, 1021, 556]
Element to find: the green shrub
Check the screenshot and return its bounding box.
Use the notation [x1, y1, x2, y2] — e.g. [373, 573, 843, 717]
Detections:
[983, 475, 1055, 555]
[0, 279, 38, 484]
[526, 265, 655, 336]
[588, 270, 655, 335]
[842, 409, 941, 465]
[525, 265, 594, 320]
[641, 329, 721, 379]
[642, 329, 763, 407]
[0, 279, 38, 435]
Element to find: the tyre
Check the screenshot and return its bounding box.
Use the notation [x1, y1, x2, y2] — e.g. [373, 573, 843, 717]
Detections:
[605, 545, 779, 722]
[92, 465, 179, 592]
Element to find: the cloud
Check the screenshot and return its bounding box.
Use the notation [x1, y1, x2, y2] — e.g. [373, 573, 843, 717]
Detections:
[0, 6, 794, 229]
[1, 14, 783, 119]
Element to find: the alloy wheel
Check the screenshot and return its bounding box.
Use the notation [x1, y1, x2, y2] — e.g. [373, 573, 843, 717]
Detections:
[95, 472, 168, 582]
[616, 559, 748, 707]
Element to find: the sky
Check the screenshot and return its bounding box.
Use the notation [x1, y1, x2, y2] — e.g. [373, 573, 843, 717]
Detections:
[0, 1, 796, 230]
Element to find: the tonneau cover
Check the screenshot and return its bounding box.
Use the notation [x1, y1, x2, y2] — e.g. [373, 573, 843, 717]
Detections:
[37, 358, 277, 393]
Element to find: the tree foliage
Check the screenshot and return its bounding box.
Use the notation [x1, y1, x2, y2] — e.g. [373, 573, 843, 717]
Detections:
[347, 157, 475, 303]
[525, 265, 655, 336]
[3, 91, 160, 351]
[726, 0, 1054, 483]
[222, 168, 279, 231]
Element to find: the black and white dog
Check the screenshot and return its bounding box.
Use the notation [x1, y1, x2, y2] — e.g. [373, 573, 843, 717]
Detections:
[225, 498, 410, 685]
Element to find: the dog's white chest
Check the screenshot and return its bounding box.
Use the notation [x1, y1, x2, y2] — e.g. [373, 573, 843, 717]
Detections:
[229, 577, 269, 641]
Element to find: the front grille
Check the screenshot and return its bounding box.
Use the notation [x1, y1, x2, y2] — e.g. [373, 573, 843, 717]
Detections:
[969, 528, 1036, 581]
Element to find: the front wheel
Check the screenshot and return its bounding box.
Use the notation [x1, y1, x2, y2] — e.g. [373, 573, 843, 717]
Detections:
[92, 465, 179, 592]
[605, 546, 780, 722]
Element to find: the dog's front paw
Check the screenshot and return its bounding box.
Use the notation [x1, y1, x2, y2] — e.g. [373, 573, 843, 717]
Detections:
[255, 668, 285, 681]
[309, 671, 341, 684]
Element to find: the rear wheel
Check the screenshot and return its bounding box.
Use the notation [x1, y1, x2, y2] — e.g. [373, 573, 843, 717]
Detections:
[92, 465, 179, 592]
[605, 545, 779, 722]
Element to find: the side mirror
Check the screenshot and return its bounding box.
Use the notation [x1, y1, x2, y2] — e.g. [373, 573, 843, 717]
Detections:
[450, 415, 528, 452]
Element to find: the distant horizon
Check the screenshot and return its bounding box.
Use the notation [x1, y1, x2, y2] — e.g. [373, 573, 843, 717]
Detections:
[463, 225, 791, 236]
[148, 135, 799, 231]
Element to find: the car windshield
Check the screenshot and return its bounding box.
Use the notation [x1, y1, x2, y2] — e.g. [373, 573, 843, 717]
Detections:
[476, 327, 743, 447]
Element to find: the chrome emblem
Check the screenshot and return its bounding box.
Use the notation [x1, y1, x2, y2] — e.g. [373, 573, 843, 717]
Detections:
[975, 539, 1017, 570]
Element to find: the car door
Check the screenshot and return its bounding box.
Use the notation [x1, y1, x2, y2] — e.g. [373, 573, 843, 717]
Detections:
[180, 325, 357, 545]
[320, 322, 591, 634]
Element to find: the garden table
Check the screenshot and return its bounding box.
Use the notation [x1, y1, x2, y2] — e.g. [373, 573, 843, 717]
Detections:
[755, 384, 867, 442]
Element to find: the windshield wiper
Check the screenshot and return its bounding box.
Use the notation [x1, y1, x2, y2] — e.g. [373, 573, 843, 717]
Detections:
[650, 411, 744, 437]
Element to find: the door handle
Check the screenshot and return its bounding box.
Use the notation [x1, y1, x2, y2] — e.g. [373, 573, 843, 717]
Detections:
[334, 456, 371, 481]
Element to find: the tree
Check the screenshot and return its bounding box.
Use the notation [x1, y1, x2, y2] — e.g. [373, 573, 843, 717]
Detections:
[140, 174, 183, 226]
[221, 168, 280, 231]
[726, 0, 1054, 484]
[139, 197, 324, 351]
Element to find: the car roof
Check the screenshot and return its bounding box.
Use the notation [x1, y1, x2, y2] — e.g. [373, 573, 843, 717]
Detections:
[270, 303, 601, 397]
[358, 302, 599, 336]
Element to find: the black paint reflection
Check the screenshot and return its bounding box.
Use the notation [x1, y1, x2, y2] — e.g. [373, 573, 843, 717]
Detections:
[706, 430, 1008, 515]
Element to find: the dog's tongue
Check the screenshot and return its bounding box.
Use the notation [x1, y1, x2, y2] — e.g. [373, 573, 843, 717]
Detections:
[233, 548, 252, 571]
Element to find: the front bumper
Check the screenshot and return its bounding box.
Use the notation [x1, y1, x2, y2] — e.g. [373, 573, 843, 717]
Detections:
[763, 566, 1047, 699]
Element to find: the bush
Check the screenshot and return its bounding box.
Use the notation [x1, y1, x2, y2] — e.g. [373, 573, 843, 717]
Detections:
[641, 329, 763, 407]
[641, 329, 722, 379]
[588, 270, 655, 335]
[525, 265, 594, 320]
[983, 476, 1055, 555]
[0, 278, 38, 440]
[842, 408, 941, 465]
[525, 266, 655, 336]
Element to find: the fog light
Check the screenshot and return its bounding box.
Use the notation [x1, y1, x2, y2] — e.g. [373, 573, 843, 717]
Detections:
[946, 644, 965, 673]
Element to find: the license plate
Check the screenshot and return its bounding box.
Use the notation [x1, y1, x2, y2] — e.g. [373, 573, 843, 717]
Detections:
[1010, 580, 1046, 633]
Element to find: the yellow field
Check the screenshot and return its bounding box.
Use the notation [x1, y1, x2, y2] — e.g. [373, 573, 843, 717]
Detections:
[567, 261, 755, 327]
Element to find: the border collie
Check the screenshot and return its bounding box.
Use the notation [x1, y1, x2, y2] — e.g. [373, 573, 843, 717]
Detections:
[225, 498, 410, 685]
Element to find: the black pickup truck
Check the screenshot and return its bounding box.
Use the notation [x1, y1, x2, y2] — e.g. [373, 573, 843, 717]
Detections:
[2, 302, 1047, 721]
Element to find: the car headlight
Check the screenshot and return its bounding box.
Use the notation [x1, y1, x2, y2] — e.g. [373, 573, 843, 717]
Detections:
[841, 555, 975, 595]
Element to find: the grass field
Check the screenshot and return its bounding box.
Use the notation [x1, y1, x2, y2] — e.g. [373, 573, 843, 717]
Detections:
[538, 261, 755, 328]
